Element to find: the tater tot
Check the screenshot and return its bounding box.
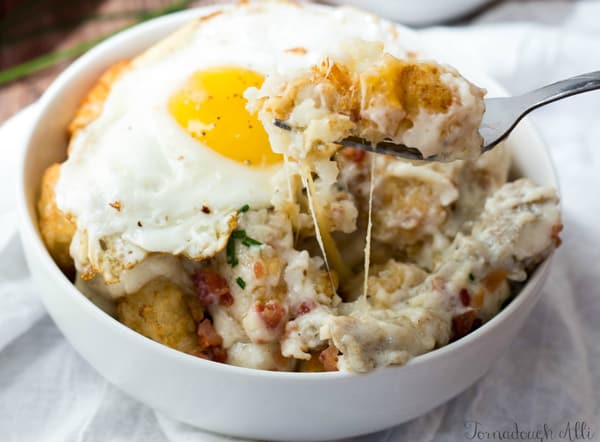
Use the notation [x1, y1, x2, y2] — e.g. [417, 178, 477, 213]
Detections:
[37, 163, 76, 275]
[116, 278, 201, 354]
[373, 176, 449, 247]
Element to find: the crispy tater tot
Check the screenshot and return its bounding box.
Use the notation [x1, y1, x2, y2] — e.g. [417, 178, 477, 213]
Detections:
[37, 163, 76, 275]
[116, 278, 201, 354]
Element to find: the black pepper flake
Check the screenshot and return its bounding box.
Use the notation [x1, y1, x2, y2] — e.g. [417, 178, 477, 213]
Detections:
[468, 273, 475, 282]
[137, 221, 143, 227]
[201, 205, 211, 214]
[99, 239, 107, 251]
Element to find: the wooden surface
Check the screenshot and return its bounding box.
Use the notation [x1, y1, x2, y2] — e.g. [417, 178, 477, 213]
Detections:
[0, 0, 226, 123]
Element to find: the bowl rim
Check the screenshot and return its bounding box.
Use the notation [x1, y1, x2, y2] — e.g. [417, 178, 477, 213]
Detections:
[16, 2, 558, 380]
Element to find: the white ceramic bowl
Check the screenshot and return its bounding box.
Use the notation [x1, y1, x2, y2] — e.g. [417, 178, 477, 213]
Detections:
[327, 0, 494, 25]
[16, 6, 557, 441]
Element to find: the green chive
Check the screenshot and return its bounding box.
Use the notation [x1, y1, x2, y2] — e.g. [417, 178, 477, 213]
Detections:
[236, 277, 246, 289]
[226, 237, 238, 267]
[231, 230, 246, 239]
[0, 36, 106, 86]
[242, 236, 262, 247]
[239, 204, 250, 213]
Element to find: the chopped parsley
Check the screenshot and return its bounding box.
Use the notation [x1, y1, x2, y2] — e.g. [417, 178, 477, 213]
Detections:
[236, 276, 246, 289]
[239, 204, 250, 213]
[231, 230, 247, 239]
[468, 273, 475, 282]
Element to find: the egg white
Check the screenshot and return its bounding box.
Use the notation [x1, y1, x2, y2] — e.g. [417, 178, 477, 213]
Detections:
[55, 0, 416, 282]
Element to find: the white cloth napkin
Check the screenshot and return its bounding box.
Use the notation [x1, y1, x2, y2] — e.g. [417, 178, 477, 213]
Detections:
[1, 2, 599, 440]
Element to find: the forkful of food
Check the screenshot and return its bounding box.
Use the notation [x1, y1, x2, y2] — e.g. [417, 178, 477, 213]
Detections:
[247, 44, 600, 162]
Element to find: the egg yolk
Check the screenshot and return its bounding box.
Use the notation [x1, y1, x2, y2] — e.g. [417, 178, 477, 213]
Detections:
[169, 67, 282, 166]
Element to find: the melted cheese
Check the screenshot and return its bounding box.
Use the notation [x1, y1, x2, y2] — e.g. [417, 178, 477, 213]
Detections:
[363, 155, 376, 299]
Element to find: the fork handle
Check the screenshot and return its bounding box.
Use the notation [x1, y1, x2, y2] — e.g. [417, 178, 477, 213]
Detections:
[481, 71, 600, 151]
[520, 70, 600, 111]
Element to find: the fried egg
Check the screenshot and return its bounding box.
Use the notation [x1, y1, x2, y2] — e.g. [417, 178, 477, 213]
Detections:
[55, 1, 417, 283]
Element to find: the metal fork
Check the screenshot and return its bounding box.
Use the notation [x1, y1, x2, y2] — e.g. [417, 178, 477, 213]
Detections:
[274, 71, 600, 161]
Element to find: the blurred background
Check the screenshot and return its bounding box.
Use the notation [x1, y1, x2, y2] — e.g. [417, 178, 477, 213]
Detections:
[0, 0, 566, 124]
[0, 0, 230, 123]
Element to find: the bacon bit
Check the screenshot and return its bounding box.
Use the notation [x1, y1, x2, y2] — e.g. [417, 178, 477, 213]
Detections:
[482, 270, 508, 293]
[209, 346, 228, 363]
[459, 288, 470, 306]
[255, 300, 286, 329]
[109, 201, 122, 211]
[190, 349, 209, 360]
[551, 223, 563, 247]
[319, 344, 339, 371]
[193, 268, 233, 306]
[295, 299, 316, 317]
[201, 205, 211, 214]
[432, 276, 445, 292]
[340, 147, 366, 163]
[253, 260, 266, 279]
[285, 46, 307, 55]
[451, 310, 477, 340]
[193, 319, 228, 363]
[198, 10, 222, 22]
[197, 319, 222, 349]
[192, 346, 228, 363]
